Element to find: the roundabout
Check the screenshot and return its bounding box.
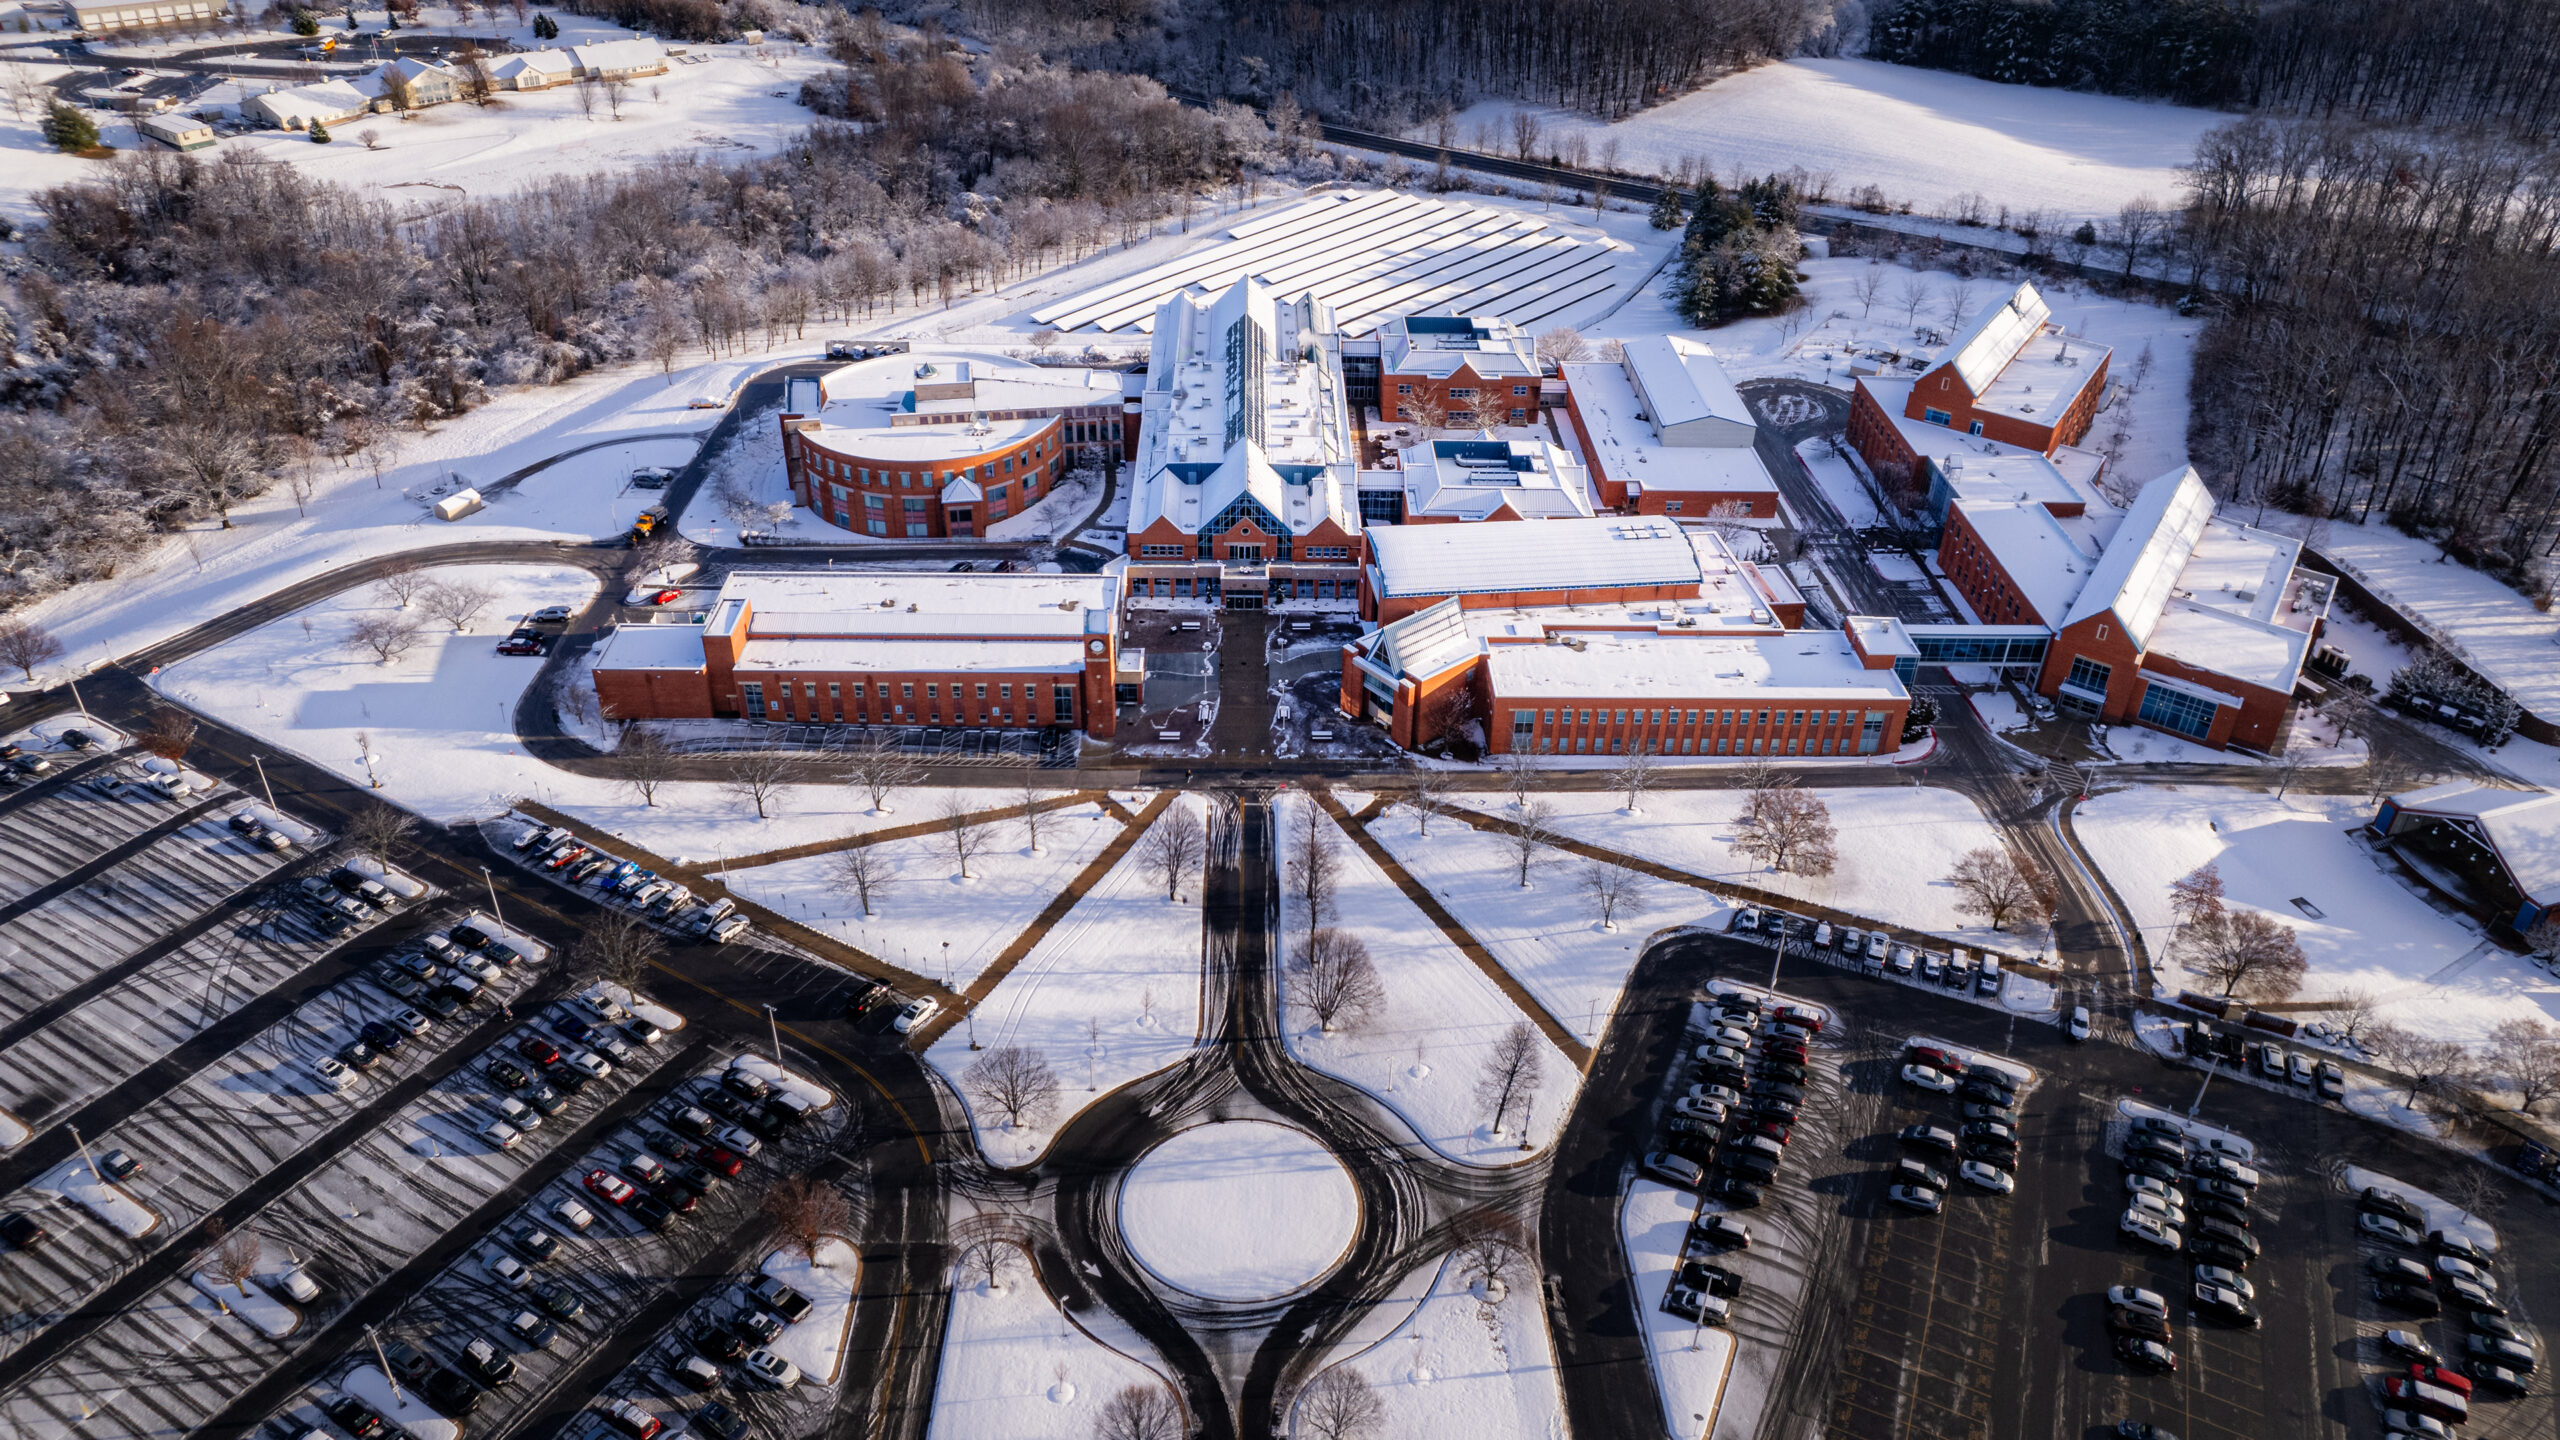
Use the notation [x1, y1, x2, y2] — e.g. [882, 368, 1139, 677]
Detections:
[1117, 1119, 1359, 1304]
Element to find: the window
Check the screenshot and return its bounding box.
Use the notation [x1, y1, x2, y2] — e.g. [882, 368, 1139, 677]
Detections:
[1511, 711, 1534, 745]
[741, 682, 766, 720]
[864, 492, 885, 508]
[926, 684, 938, 699]
[2063, 656, 2113, 698]
[1791, 711, 1804, 725]
[868, 519, 888, 535]
[1448, 387, 1477, 400]
[904, 496, 929, 512]
[1000, 684, 1013, 699]
[2137, 682, 2220, 739]
[1509, 409, 1526, 424]
[1542, 710, 1555, 725]
[1666, 501, 1684, 514]
[907, 522, 930, 537]
[1397, 384, 1413, 396]
[1923, 407, 1953, 426]
[1968, 421, 1986, 437]
[901, 684, 914, 699]
[1140, 544, 1188, 558]
[988, 485, 1008, 502]
[975, 684, 988, 699]
[1053, 684, 1076, 722]
[1512, 385, 1530, 397]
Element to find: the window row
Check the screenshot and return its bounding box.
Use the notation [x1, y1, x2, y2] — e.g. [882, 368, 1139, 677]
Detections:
[737, 678, 1079, 725]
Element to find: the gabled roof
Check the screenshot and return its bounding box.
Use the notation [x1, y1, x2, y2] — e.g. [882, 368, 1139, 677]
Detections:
[1372, 598, 1478, 682]
[2062, 465, 2214, 646]
[490, 48, 574, 78]
[571, 36, 665, 70]
[1132, 275, 1358, 541]
[2386, 782, 2560, 906]
[1946, 282, 2052, 396]
[1618, 335, 1752, 433]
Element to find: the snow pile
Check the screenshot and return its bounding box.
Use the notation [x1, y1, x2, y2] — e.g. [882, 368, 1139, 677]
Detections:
[2120, 1098, 2255, 1162]
[34, 1157, 158, 1237]
[1620, 1179, 1738, 1438]
[1534, 787, 2016, 947]
[586, 982, 684, 1033]
[1119, 1121, 1357, 1302]
[760, 1239, 859, 1385]
[2343, 1166, 2499, 1253]
[189, 1272, 297, 1338]
[719, 800, 1124, 990]
[1292, 1255, 1566, 1439]
[1273, 793, 1571, 1164]
[453, 909, 551, 963]
[1969, 692, 2028, 734]
[730, 1055, 834, 1111]
[1797, 438, 1880, 528]
[342, 854, 430, 899]
[927, 797, 1208, 1168]
[1909, 1036, 2036, 1092]
[339, 1366, 459, 1440]
[2074, 787, 2539, 1044]
[926, 1243, 1174, 1440]
[1369, 802, 1727, 1045]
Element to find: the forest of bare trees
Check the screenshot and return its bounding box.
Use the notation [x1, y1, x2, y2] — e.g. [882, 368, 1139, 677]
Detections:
[2176, 118, 2560, 588]
[0, 26, 1277, 611]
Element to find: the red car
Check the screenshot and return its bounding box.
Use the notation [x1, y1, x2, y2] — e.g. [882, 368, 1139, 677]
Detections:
[2410, 1363, 2475, 1397]
[1907, 1045, 1968, 1075]
[515, 1035, 563, 1066]
[697, 1146, 744, 1178]
[1775, 1005, 1826, 1033]
[583, 1170, 637, 1206]
[647, 589, 683, 606]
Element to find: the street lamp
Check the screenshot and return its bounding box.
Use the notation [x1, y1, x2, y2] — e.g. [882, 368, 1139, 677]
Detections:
[251, 754, 279, 810]
[480, 865, 504, 927]
[764, 1003, 781, 1067]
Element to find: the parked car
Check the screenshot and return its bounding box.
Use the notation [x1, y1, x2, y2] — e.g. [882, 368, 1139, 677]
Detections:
[1887, 1184, 1943, 1214]
[893, 997, 940, 1033]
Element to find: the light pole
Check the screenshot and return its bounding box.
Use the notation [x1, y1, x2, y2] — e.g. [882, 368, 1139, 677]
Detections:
[252, 754, 278, 810]
[480, 865, 504, 927]
[67, 676, 87, 719]
[1767, 923, 1790, 991]
[764, 1003, 781, 1067]
[2188, 1051, 2218, 1118]
[368, 1325, 404, 1402]
[941, 940, 950, 992]
[66, 1123, 104, 1184]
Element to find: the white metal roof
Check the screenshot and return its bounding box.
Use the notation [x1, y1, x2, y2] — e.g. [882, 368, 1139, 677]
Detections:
[1946, 282, 2052, 397]
[1485, 628, 1907, 702]
[2063, 466, 2215, 645]
[1398, 438, 1593, 521]
[1562, 358, 1777, 496]
[1617, 335, 1753, 434]
[570, 37, 665, 70]
[1367, 516, 1703, 599]
[592, 623, 708, 671]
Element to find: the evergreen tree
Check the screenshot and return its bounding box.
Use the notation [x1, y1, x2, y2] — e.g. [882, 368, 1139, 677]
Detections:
[42, 101, 99, 153]
[289, 8, 318, 34]
[309, 119, 332, 142]
[1646, 186, 1684, 231]
[532, 10, 557, 38]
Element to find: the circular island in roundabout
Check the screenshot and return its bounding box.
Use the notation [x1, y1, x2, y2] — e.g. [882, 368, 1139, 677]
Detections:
[1116, 1120, 1359, 1304]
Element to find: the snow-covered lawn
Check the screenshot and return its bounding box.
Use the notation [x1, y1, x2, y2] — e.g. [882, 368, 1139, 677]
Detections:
[2074, 788, 2550, 1044]
[1621, 1179, 1737, 1439]
[1274, 794, 1570, 1165]
[1369, 803, 1728, 1046]
[2288, 514, 2560, 722]
[1290, 1255, 1565, 1440]
[535, 785, 1073, 868]
[927, 797, 1206, 1168]
[153, 563, 601, 822]
[1119, 1120, 1357, 1302]
[1531, 787, 2020, 949]
[720, 799, 1124, 988]
[927, 1245, 1176, 1440]
[761, 1239, 858, 1385]
[1798, 437, 1880, 527]
[1437, 57, 2226, 222]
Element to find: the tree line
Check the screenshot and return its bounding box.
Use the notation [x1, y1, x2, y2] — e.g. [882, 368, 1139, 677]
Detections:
[0, 29, 1277, 615]
[2175, 117, 2560, 592]
[1868, 0, 2560, 134]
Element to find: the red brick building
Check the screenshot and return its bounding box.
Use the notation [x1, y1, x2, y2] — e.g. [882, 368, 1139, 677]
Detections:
[1561, 335, 1778, 519]
[590, 570, 1123, 739]
[1377, 314, 1543, 430]
[1849, 281, 2110, 508]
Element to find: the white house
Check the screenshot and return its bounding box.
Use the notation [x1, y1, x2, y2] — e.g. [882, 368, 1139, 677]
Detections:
[367, 56, 460, 109]
[139, 112, 216, 149]
[487, 48, 576, 90]
[570, 37, 669, 81]
[244, 78, 371, 131]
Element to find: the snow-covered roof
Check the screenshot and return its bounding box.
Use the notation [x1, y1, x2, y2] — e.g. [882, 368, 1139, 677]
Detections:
[1860, 376, 2111, 491]
[1370, 599, 1478, 683]
[2063, 466, 2216, 645]
[1130, 275, 1359, 542]
[1973, 323, 2110, 426]
[490, 49, 575, 80]
[735, 637, 1088, 675]
[1378, 314, 1538, 382]
[592, 623, 708, 671]
[571, 37, 665, 71]
[1617, 335, 1753, 437]
[1946, 282, 2051, 396]
[1484, 627, 1908, 702]
[1562, 357, 1776, 497]
[1954, 499, 2101, 624]
[2386, 783, 2560, 906]
[245, 78, 370, 126]
[793, 351, 1123, 466]
[718, 569, 1117, 641]
[1939, 448, 2110, 515]
[2142, 601, 2312, 694]
[1397, 438, 1593, 521]
[1367, 516, 1705, 600]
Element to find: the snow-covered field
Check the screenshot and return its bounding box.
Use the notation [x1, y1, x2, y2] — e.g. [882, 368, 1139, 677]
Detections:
[1118, 1120, 1356, 1302]
[1291, 1254, 1566, 1440]
[2074, 788, 2548, 1044]
[1531, 787, 2023, 950]
[1621, 1179, 1738, 1437]
[1274, 794, 1570, 1164]
[153, 563, 601, 821]
[926, 1244, 1177, 1440]
[926, 798, 1206, 1168]
[1436, 58, 2225, 222]
[718, 798, 1124, 988]
[2288, 514, 2560, 722]
[761, 1239, 859, 1384]
[1369, 802, 1727, 1045]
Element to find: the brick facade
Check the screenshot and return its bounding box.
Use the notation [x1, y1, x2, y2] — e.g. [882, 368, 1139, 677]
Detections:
[1937, 505, 2050, 626]
[1384, 362, 1539, 430]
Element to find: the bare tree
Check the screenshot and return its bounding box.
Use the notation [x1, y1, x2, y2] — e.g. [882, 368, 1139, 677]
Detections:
[722, 750, 795, 820]
[203, 1218, 261, 1289]
[1289, 802, 1341, 935]
[1941, 278, 1978, 329]
[1895, 274, 1932, 328]
[418, 579, 497, 633]
[618, 726, 675, 807]
[2326, 988, 2383, 1050]
[1534, 324, 1589, 369]
[832, 842, 891, 918]
[138, 708, 198, 761]
[2188, 910, 2308, 1001]
[1092, 1383, 1183, 1440]
[2484, 1018, 2560, 1113]
[1579, 858, 1647, 932]
[965, 1045, 1060, 1129]
[1508, 109, 1541, 161]
[847, 732, 919, 813]
[2168, 861, 2227, 937]
[375, 561, 433, 610]
[1140, 803, 1205, 901]
[1731, 787, 1837, 876]
[1401, 386, 1450, 434]
[2522, 914, 2560, 960]
[345, 801, 414, 864]
[575, 910, 665, 989]
[936, 790, 995, 880]
[2366, 1023, 2476, 1108]
[632, 531, 698, 587]
[1015, 782, 1051, 854]
[1298, 1367, 1383, 1440]
[1607, 742, 1657, 814]
[953, 1232, 1018, 1294]
[1408, 770, 1456, 837]
[1504, 798, 1556, 887]
[760, 1174, 853, 1261]
[1289, 928, 1384, 1034]
[1945, 847, 2055, 931]
[1450, 1211, 1529, 1300]
[346, 614, 421, 665]
[0, 619, 64, 681]
[1850, 263, 1887, 318]
[1499, 750, 1540, 812]
[1475, 1021, 1543, 1137]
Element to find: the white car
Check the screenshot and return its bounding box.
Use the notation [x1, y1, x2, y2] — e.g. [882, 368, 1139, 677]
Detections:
[2120, 1211, 2181, 1251]
[1700, 1025, 1753, 1051]
[1901, 1064, 1956, 1093]
[311, 1054, 355, 1091]
[2107, 1284, 2168, 1318]
[2287, 1051, 2316, 1085]
[553, 1198, 595, 1231]
[563, 1049, 613, 1081]
[2360, 1213, 2422, 1245]
[2382, 1413, 2454, 1440]
[743, 1349, 802, 1389]
[1957, 1160, 2013, 1194]
[483, 1251, 533, 1289]
[2124, 1175, 2186, 1207]
[714, 1125, 764, 1158]
[495, 1097, 543, 1132]
[2436, 1255, 2496, 1291]
[2065, 1006, 2091, 1041]
[480, 1117, 522, 1152]
[2126, 1190, 2188, 1228]
[2193, 1265, 2254, 1300]
[893, 997, 940, 1033]
[460, 953, 504, 985]
[1673, 1095, 1730, 1125]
